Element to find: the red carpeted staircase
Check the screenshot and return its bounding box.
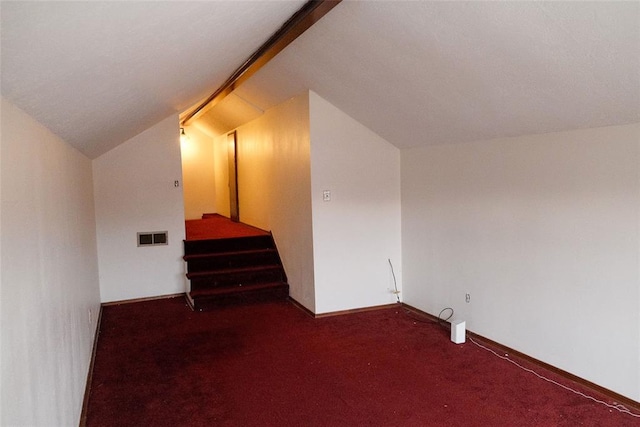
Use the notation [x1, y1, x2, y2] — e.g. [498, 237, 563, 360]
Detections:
[184, 234, 289, 310]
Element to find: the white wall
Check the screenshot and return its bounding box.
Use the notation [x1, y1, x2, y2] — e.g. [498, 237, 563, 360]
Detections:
[180, 125, 216, 220]
[234, 93, 316, 311]
[401, 123, 640, 401]
[309, 92, 402, 314]
[0, 98, 101, 426]
[93, 115, 186, 302]
[231, 91, 402, 314]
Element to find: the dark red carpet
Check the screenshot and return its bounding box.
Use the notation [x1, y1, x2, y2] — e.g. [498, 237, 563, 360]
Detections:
[85, 298, 638, 426]
[185, 214, 269, 240]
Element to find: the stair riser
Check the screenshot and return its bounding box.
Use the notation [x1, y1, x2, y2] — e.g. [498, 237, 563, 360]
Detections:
[184, 236, 273, 256]
[191, 285, 289, 311]
[189, 271, 284, 291]
[186, 252, 279, 273]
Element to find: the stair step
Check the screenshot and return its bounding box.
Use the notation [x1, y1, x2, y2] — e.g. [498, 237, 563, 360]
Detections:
[190, 281, 287, 297]
[184, 235, 274, 256]
[183, 248, 276, 261]
[188, 282, 289, 311]
[187, 265, 285, 291]
[186, 264, 282, 280]
[184, 249, 279, 273]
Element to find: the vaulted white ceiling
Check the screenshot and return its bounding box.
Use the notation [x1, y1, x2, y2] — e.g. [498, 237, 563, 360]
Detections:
[206, 1, 640, 147]
[1, 1, 306, 158]
[2, 1, 639, 159]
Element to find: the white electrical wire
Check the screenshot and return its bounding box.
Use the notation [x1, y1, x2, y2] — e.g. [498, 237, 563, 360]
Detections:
[388, 259, 400, 303]
[468, 336, 640, 418]
[406, 307, 640, 418]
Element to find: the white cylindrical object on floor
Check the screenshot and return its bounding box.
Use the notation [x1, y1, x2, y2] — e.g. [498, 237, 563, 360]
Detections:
[451, 320, 466, 344]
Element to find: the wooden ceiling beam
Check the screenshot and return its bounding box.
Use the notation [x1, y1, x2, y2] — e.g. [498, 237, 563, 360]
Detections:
[181, 0, 341, 126]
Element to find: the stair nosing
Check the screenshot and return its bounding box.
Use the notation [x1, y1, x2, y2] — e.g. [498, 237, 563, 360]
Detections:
[186, 264, 283, 279]
[183, 234, 272, 245]
[183, 248, 276, 261]
[190, 281, 288, 298]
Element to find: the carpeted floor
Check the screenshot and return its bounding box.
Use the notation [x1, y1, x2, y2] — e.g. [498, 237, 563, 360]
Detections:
[185, 214, 269, 240]
[85, 298, 638, 426]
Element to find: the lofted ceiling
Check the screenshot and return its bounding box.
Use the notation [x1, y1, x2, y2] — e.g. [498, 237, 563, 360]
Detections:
[2, 1, 639, 159]
[202, 1, 640, 147]
[0, 1, 306, 158]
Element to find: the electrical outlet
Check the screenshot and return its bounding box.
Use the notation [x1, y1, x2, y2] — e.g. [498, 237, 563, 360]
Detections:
[465, 293, 471, 303]
[323, 190, 331, 201]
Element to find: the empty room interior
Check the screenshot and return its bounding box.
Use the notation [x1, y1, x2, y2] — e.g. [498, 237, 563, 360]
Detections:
[1, 1, 639, 425]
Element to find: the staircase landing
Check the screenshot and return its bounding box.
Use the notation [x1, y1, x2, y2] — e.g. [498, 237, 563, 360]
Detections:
[185, 213, 269, 240]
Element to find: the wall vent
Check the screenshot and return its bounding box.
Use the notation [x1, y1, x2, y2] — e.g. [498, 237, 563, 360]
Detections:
[137, 231, 168, 247]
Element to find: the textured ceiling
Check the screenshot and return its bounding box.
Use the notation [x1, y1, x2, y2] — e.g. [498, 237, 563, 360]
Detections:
[229, 1, 640, 148]
[2, 1, 639, 158]
[0, 1, 305, 158]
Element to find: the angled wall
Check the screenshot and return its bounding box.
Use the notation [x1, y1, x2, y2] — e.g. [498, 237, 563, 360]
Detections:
[1, 98, 101, 426]
[231, 91, 402, 314]
[232, 93, 315, 310]
[93, 115, 186, 302]
[401, 123, 640, 401]
[309, 92, 402, 314]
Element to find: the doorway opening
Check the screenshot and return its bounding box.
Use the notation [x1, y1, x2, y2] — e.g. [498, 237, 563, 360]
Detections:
[227, 130, 239, 222]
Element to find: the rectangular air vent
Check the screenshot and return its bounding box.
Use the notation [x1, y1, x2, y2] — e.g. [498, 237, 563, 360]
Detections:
[137, 231, 168, 247]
